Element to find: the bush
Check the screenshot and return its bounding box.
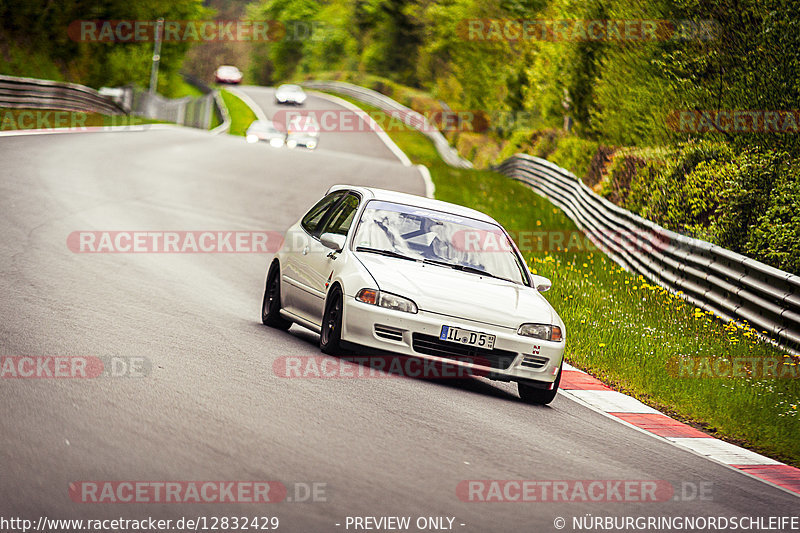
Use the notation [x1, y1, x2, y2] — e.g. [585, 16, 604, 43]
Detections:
[593, 142, 800, 274]
[548, 136, 600, 180]
[746, 168, 800, 273]
[710, 150, 791, 254]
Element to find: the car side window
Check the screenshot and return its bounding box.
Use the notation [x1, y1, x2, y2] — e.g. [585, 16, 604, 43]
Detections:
[320, 194, 360, 236]
[301, 192, 345, 235]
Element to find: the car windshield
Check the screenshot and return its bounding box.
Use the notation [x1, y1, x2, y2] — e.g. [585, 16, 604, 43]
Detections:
[279, 85, 302, 93]
[352, 200, 529, 285]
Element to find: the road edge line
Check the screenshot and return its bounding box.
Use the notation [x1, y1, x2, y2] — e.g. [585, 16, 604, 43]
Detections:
[306, 90, 413, 167]
[225, 86, 269, 123]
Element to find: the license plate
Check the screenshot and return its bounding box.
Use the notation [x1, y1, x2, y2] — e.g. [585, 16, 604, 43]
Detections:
[440, 325, 495, 350]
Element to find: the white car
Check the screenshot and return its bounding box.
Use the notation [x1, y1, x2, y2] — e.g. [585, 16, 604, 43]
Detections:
[274, 84, 307, 105]
[246, 120, 285, 147]
[286, 114, 319, 149]
[261, 186, 566, 404]
[214, 65, 243, 84]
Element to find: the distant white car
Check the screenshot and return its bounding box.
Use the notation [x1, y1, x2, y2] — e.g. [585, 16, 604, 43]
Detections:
[214, 65, 243, 84]
[275, 84, 306, 105]
[246, 120, 285, 147]
[286, 114, 319, 149]
[261, 186, 566, 404]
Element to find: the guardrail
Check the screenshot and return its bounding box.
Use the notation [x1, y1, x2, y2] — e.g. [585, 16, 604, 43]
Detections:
[0, 73, 229, 133]
[0, 74, 126, 115]
[182, 73, 230, 134]
[126, 86, 214, 129]
[209, 89, 231, 135]
[498, 154, 800, 352]
[310, 79, 800, 352]
[301, 80, 472, 169]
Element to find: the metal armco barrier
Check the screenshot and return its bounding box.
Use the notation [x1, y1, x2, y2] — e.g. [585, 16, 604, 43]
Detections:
[302, 80, 472, 169]
[127, 86, 215, 129]
[0, 74, 228, 133]
[496, 154, 800, 353]
[0, 74, 126, 115]
[181, 73, 230, 135]
[310, 80, 800, 353]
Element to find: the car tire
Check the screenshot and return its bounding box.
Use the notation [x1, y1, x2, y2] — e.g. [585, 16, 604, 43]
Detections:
[320, 288, 343, 355]
[262, 263, 292, 330]
[518, 363, 562, 405]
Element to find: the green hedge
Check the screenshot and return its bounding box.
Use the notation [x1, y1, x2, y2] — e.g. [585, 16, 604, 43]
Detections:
[594, 141, 800, 274]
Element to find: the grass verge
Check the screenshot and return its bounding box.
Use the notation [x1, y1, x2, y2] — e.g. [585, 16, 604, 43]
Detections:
[323, 91, 800, 466]
[219, 89, 256, 137]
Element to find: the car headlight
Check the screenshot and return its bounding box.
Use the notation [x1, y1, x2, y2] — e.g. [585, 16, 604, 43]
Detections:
[246, 134, 259, 143]
[356, 289, 418, 314]
[517, 323, 563, 342]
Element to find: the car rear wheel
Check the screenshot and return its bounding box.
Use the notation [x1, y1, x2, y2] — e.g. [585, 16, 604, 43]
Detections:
[262, 263, 291, 330]
[320, 288, 343, 355]
[518, 364, 562, 405]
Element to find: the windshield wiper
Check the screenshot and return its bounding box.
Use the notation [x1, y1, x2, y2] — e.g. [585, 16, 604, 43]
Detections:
[355, 247, 417, 262]
[420, 258, 515, 283]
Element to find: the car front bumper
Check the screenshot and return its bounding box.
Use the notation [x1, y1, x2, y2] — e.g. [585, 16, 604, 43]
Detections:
[341, 295, 564, 385]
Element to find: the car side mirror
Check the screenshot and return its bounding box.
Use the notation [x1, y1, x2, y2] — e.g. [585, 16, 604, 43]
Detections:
[320, 233, 346, 252]
[530, 273, 552, 292]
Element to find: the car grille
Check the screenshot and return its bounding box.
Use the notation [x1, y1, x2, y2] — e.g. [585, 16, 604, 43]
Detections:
[411, 333, 517, 370]
[374, 324, 404, 342]
[520, 354, 549, 369]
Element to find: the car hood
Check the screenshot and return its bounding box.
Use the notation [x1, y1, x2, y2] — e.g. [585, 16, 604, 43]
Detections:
[357, 254, 554, 329]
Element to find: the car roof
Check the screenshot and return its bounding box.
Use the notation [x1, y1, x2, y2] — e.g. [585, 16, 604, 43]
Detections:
[326, 185, 498, 224]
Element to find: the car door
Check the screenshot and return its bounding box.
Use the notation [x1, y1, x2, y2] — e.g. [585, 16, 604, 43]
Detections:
[281, 191, 344, 318]
[295, 193, 361, 323]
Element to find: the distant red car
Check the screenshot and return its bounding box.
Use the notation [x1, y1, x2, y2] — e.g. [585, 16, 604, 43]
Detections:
[215, 65, 243, 85]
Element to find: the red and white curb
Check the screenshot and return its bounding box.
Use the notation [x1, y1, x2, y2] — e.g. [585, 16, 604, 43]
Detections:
[560, 362, 800, 497]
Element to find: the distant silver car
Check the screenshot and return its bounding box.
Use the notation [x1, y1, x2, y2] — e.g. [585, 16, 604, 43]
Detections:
[214, 65, 243, 84]
[261, 185, 567, 404]
[275, 84, 306, 105]
[246, 120, 285, 147]
[286, 114, 319, 150]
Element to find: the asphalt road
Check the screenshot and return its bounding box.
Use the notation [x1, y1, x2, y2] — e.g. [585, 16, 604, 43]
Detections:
[237, 85, 402, 162]
[0, 99, 798, 532]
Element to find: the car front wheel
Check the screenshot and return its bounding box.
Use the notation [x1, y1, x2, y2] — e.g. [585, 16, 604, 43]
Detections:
[262, 263, 291, 330]
[320, 288, 343, 355]
[518, 364, 562, 405]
